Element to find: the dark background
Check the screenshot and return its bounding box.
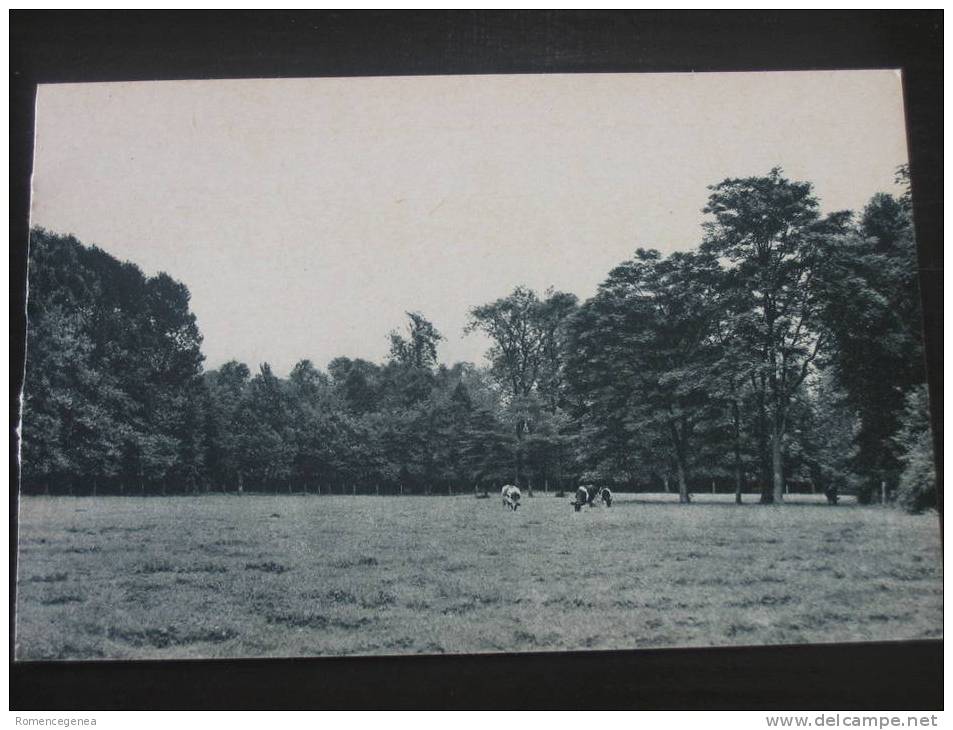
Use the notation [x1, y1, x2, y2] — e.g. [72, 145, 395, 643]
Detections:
[10, 10, 942, 710]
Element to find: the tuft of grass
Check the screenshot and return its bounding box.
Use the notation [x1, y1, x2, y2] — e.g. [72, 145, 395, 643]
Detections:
[245, 561, 288, 574]
[26, 572, 69, 583]
[726, 622, 759, 637]
[326, 589, 357, 605]
[266, 611, 329, 629]
[266, 611, 373, 630]
[732, 594, 797, 608]
[40, 594, 84, 605]
[333, 555, 379, 568]
[107, 625, 238, 648]
[362, 590, 397, 608]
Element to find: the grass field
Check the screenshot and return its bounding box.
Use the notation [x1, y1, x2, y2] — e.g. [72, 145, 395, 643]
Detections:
[14, 493, 942, 660]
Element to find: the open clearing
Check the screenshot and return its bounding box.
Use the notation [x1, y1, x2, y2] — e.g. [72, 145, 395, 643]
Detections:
[14, 493, 942, 660]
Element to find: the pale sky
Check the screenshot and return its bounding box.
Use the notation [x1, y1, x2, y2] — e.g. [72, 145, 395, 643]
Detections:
[30, 71, 909, 375]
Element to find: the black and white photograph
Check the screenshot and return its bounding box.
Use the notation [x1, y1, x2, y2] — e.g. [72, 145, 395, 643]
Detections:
[13, 63, 940, 673]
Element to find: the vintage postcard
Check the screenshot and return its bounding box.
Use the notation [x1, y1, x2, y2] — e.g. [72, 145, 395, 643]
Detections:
[15, 71, 939, 660]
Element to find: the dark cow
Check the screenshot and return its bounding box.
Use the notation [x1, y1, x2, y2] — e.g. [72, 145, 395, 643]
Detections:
[572, 484, 612, 511]
[502, 484, 521, 510]
[571, 485, 588, 511]
[572, 485, 595, 511]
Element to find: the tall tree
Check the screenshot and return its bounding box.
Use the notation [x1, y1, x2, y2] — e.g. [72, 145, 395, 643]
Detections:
[467, 287, 577, 491]
[22, 229, 205, 495]
[701, 168, 850, 503]
[893, 385, 937, 513]
[388, 311, 443, 370]
[565, 249, 722, 503]
[817, 171, 927, 501]
[205, 360, 251, 492]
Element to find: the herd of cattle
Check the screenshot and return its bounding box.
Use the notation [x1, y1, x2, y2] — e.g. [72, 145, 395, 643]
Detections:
[501, 484, 612, 512]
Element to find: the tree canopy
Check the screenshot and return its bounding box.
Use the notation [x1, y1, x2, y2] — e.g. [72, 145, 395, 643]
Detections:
[20, 168, 935, 512]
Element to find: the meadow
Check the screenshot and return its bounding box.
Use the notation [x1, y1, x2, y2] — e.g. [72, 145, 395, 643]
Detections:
[14, 493, 942, 660]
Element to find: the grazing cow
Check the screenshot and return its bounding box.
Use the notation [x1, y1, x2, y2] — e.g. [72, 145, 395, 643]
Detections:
[572, 485, 612, 511]
[501, 484, 521, 510]
[572, 485, 593, 512]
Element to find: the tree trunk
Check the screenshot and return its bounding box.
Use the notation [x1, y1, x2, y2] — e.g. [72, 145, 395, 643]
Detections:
[732, 397, 743, 504]
[668, 420, 691, 504]
[756, 378, 773, 504]
[514, 418, 525, 488]
[675, 457, 690, 504]
[771, 427, 784, 503]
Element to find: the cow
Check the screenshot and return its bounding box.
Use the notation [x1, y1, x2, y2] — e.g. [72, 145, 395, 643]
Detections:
[501, 484, 521, 510]
[572, 484, 612, 511]
[572, 485, 593, 512]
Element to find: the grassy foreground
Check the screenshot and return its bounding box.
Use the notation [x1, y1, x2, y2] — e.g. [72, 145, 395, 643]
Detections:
[14, 493, 942, 660]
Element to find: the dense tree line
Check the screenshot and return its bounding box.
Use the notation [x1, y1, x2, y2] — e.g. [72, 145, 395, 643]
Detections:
[20, 168, 936, 511]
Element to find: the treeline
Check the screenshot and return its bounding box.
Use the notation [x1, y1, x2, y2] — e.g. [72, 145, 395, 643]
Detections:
[20, 168, 936, 511]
